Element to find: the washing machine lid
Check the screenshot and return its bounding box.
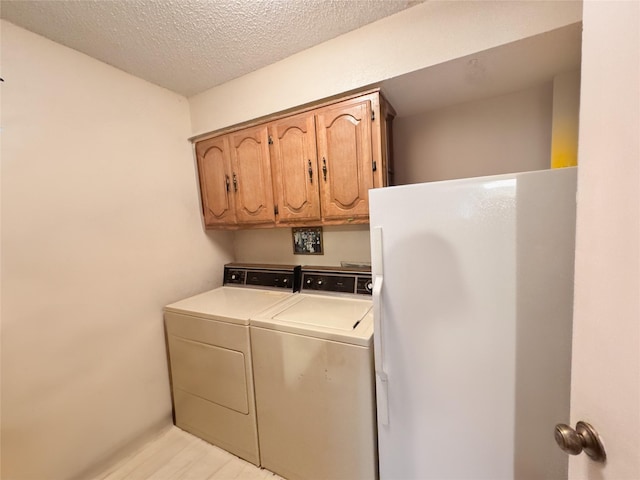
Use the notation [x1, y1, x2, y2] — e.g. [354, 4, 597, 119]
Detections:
[251, 294, 373, 346]
[164, 286, 293, 325]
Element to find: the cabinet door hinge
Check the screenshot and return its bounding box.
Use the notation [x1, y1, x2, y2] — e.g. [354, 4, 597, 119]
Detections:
[372, 161, 377, 172]
[371, 110, 375, 121]
[274, 205, 279, 215]
[268, 135, 273, 145]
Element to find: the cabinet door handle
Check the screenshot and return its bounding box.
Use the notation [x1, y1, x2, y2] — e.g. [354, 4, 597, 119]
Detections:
[322, 157, 327, 182]
[233, 173, 238, 192]
[308, 159, 313, 183]
[225, 174, 230, 192]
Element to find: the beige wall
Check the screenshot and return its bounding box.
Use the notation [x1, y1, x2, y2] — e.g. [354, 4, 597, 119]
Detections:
[0, 21, 234, 479]
[570, 1, 640, 478]
[189, 0, 581, 135]
[393, 82, 554, 185]
[234, 225, 371, 267]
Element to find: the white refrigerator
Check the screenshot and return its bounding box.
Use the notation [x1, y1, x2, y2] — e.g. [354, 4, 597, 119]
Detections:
[369, 167, 577, 480]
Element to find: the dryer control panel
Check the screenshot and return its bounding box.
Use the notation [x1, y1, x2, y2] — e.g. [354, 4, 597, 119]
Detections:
[223, 263, 301, 292]
[301, 266, 372, 295]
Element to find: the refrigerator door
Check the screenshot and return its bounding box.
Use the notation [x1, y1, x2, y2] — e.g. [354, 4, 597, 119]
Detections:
[369, 168, 576, 480]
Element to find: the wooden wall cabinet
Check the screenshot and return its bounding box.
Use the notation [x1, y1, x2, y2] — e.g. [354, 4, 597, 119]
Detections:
[269, 112, 321, 224]
[196, 126, 275, 228]
[193, 89, 395, 229]
[195, 135, 237, 227]
[229, 126, 275, 225]
[315, 98, 373, 222]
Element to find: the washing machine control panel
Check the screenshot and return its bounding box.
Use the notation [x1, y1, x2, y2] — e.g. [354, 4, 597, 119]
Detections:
[223, 264, 301, 291]
[225, 269, 247, 285]
[357, 277, 374, 295]
[301, 267, 372, 295]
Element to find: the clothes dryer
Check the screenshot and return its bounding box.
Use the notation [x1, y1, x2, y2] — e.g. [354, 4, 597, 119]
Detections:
[250, 266, 376, 480]
[164, 263, 300, 466]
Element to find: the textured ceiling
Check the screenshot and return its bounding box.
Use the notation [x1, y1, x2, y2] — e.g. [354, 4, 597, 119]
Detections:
[1, 0, 421, 97]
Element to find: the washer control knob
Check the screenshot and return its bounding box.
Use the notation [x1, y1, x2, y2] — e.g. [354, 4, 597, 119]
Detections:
[366, 281, 373, 292]
[231, 274, 237, 280]
[317, 280, 323, 286]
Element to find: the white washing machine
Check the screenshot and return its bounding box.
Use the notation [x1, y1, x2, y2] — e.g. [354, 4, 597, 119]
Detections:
[164, 263, 300, 466]
[250, 266, 376, 480]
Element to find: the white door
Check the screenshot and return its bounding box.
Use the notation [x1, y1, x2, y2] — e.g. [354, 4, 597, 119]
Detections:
[569, 2, 639, 478]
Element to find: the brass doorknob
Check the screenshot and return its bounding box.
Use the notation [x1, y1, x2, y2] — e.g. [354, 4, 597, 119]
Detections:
[554, 421, 606, 463]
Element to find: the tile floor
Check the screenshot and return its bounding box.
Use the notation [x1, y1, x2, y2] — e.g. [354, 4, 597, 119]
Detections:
[93, 427, 284, 480]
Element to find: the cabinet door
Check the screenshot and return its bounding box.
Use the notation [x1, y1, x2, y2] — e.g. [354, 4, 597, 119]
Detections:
[229, 126, 276, 225]
[270, 113, 321, 224]
[315, 100, 373, 221]
[195, 136, 237, 227]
